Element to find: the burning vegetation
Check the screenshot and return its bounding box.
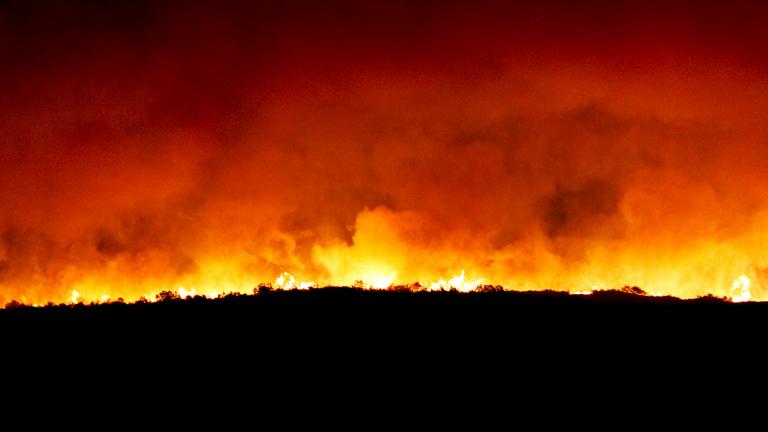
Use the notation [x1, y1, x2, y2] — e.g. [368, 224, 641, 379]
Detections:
[2, 270, 754, 310]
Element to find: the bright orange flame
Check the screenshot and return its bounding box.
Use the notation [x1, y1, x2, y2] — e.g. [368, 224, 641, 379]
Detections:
[2, 264, 762, 307]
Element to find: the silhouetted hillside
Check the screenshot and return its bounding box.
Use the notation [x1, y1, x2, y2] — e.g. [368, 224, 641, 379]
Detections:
[4, 287, 762, 381]
[1, 288, 757, 339]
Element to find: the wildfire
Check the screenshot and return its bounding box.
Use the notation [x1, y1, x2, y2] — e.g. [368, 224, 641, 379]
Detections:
[274, 272, 315, 290]
[275, 272, 295, 289]
[429, 270, 484, 292]
[369, 273, 396, 289]
[5, 1, 768, 309]
[730, 275, 752, 303]
[178, 287, 197, 299]
[2, 267, 764, 307]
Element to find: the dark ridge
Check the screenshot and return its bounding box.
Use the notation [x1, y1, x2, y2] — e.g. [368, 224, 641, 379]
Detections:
[3, 287, 762, 377]
[1, 287, 755, 335]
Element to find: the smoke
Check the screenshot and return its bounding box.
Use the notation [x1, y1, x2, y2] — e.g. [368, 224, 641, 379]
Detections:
[2, 0, 768, 303]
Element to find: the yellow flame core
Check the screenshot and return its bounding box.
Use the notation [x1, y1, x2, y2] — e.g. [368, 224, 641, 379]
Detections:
[731, 275, 752, 303]
[430, 270, 484, 292]
[369, 273, 396, 289]
[178, 287, 197, 298]
[274, 272, 316, 290]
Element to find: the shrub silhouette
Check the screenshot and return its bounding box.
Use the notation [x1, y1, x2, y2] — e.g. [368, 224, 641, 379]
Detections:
[5, 299, 25, 310]
[388, 284, 421, 292]
[255, 283, 273, 295]
[156, 290, 180, 302]
[476, 284, 504, 293]
[694, 293, 729, 304]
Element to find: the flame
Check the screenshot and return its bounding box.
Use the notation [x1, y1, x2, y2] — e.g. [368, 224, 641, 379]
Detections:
[2, 268, 762, 307]
[178, 287, 197, 299]
[369, 273, 396, 289]
[430, 270, 484, 292]
[274, 272, 315, 290]
[275, 272, 295, 289]
[731, 275, 752, 303]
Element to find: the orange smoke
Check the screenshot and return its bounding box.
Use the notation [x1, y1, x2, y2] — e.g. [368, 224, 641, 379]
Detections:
[2, 0, 768, 304]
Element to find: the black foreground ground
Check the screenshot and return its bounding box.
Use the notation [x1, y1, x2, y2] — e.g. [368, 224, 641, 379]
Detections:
[2, 288, 761, 342]
[2, 288, 762, 394]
